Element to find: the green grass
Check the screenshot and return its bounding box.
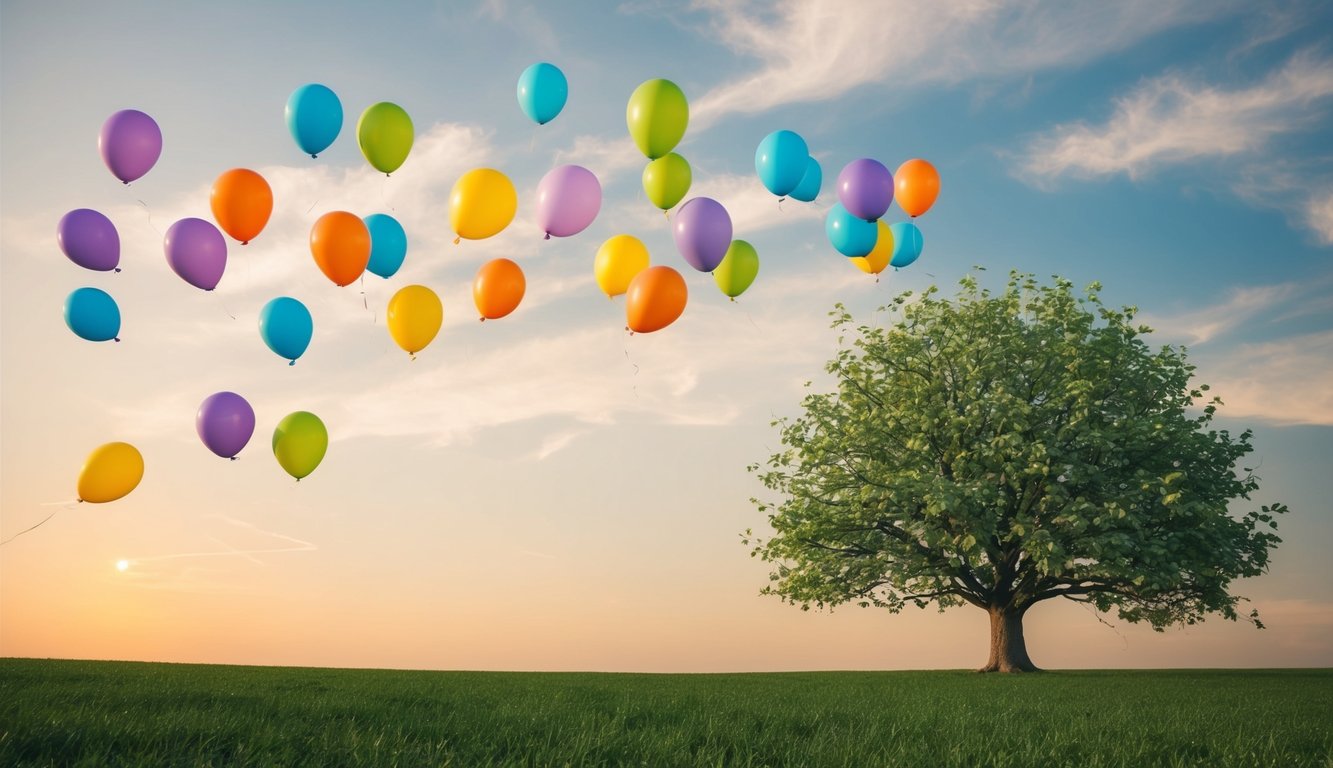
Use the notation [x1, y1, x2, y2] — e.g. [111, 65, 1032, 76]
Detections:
[1, 659, 1330, 767]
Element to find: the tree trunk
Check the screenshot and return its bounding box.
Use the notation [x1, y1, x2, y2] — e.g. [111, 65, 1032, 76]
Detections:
[978, 604, 1040, 673]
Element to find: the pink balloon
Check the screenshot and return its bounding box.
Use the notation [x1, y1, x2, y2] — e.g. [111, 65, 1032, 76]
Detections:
[164, 218, 227, 291]
[536, 164, 601, 238]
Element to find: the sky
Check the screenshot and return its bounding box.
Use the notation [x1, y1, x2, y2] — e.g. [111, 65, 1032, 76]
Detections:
[1, 0, 1331, 672]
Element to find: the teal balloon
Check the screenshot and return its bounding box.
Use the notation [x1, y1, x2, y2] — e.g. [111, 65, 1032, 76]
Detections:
[825, 203, 877, 257]
[789, 156, 822, 202]
[889, 221, 924, 267]
[259, 297, 313, 364]
[755, 130, 809, 197]
[64, 287, 120, 342]
[517, 62, 568, 125]
[364, 213, 407, 278]
[286, 84, 343, 158]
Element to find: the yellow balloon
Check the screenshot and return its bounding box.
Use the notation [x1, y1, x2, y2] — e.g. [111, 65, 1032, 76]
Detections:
[594, 234, 650, 297]
[851, 220, 893, 275]
[387, 284, 442, 357]
[449, 168, 517, 241]
[77, 441, 144, 503]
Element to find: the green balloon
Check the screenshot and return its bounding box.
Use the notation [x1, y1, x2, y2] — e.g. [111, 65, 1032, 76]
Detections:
[642, 153, 692, 211]
[626, 79, 688, 160]
[714, 240, 759, 299]
[272, 411, 328, 481]
[357, 102, 414, 175]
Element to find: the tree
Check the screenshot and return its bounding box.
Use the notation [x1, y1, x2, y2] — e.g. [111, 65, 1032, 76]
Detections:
[745, 271, 1286, 672]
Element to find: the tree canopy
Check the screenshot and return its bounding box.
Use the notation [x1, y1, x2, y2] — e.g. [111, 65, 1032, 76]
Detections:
[746, 271, 1286, 671]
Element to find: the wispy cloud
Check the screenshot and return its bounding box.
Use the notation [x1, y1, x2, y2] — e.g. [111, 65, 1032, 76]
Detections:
[1199, 330, 1333, 425]
[1015, 50, 1333, 182]
[690, 0, 1231, 127]
[1306, 191, 1333, 245]
[1138, 284, 1298, 345]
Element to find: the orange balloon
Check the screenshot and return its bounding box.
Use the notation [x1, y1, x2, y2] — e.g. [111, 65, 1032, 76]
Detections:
[473, 258, 526, 320]
[895, 158, 940, 218]
[309, 211, 371, 287]
[625, 265, 687, 333]
[210, 168, 273, 244]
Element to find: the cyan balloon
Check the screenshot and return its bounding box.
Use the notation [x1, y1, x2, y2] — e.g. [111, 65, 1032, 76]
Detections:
[755, 130, 809, 197]
[64, 287, 121, 342]
[286, 84, 343, 158]
[825, 203, 878, 257]
[889, 221, 924, 267]
[517, 62, 568, 125]
[789, 156, 822, 203]
[259, 297, 313, 365]
[364, 213, 407, 278]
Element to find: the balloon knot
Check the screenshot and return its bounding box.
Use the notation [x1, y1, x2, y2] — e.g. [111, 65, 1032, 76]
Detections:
[114, 267, 122, 273]
[410, 353, 417, 362]
[479, 317, 486, 322]
[230, 456, 238, 462]
[78, 498, 85, 504]
[453, 237, 461, 245]
[114, 337, 121, 343]
[123, 181, 129, 186]
[544, 233, 551, 241]
[311, 154, 318, 159]
[288, 360, 296, 366]
[242, 241, 249, 246]
[729, 297, 735, 303]
[386, 173, 392, 178]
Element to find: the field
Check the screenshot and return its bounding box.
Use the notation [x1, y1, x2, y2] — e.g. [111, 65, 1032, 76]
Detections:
[1, 659, 1330, 767]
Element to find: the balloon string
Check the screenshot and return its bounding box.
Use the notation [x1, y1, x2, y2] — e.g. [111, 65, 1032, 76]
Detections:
[1, 511, 59, 545]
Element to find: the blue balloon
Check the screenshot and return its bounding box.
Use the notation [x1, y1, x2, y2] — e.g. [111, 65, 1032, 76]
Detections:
[517, 62, 568, 126]
[789, 156, 822, 202]
[286, 84, 343, 158]
[64, 287, 120, 342]
[825, 203, 878, 257]
[259, 297, 313, 364]
[755, 130, 809, 197]
[364, 213, 407, 279]
[889, 221, 924, 267]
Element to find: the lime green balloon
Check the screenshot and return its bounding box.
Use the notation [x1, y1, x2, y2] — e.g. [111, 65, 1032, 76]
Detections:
[272, 411, 328, 481]
[642, 153, 692, 211]
[626, 79, 688, 159]
[357, 102, 414, 175]
[714, 240, 759, 299]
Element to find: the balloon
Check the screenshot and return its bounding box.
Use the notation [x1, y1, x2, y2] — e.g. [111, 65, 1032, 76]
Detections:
[626, 266, 687, 334]
[626, 79, 689, 159]
[450, 168, 518, 241]
[99, 109, 162, 184]
[789, 156, 822, 203]
[536, 164, 601, 239]
[387, 284, 443, 357]
[473, 258, 526, 320]
[851, 221, 893, 275]
[672, 197, 732, 272]
[517, 62, 568, 125]
[309, 211, 370, 287]
[259, 297, 313, 365]
[755, 130, 809, 197]
[357, 102, 414, 175]
[594, 234, 650, 298]
[836, 158, 894, 221]
[286, 83, 343, 158]
[889, 221, 924, 268]
[57, 209, 120, 272]
[196, 392, 256, 460]
[642, 153, 692, 211]
[164, 218, 227, 290]
[825, 203, 878, 257]
[210, 168, 273, 245]
[272, 412, 328, 481]
[363, 213, 407, 279]
[714, 240, 759, 299]
[895, 158, 940, 218]
[64, 287, 121, 342]
[77, 442, 143, 503]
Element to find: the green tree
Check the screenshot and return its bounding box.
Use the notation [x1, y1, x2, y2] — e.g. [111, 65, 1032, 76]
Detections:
[746, 271, 1286, 672]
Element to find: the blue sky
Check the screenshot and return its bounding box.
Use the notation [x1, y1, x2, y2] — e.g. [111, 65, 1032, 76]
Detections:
[2, 1, 1331, 670]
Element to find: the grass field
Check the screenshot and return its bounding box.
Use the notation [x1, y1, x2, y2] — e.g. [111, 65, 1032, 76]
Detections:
[1, 659, 1330, 767]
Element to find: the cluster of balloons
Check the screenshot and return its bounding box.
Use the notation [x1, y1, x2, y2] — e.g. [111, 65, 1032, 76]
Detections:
[285, 83, 414, 175]
[824, 157, 940, 275]
[194, 391, 328, 479]
[756, 129, 820, 203]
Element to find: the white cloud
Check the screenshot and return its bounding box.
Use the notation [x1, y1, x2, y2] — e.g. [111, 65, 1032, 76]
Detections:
[1306, 191, 1333, 245]
[1138, 284, 1297, 345]
[691, 0, 1232, 126]
[1016, 50, 1333, 182]
[554, 134, 645, 186]
[1198, 330, 1333, 426]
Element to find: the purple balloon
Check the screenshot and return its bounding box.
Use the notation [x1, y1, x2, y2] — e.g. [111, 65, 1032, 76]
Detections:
[673, 197, 733, 272]
[99, 109, 163, 184]
[836, 158, 894, 222]
[57, 209, 121, 272]
[196, 392, 256, 460]
[536, 164, 602, 238]
[164, 218, 227, 291]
